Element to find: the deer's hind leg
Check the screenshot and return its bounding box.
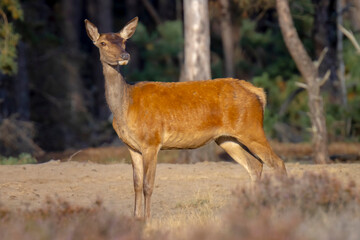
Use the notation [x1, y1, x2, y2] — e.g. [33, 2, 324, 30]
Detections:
[245, 138, 287, 176]
[216, 136, 263, 181]
[236, 128, 287, 176]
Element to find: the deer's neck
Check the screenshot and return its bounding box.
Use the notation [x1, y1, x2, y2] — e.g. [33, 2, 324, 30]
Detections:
[102, 62, 129, 117]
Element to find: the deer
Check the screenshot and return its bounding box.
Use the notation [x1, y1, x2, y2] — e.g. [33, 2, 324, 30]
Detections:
[84, 17, 287, 220]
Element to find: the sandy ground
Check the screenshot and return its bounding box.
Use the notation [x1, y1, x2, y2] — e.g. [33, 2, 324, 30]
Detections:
[1, 161, 360, 219]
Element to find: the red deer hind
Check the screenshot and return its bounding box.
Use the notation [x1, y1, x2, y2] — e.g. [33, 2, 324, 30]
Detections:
[84, 17, 287, 219]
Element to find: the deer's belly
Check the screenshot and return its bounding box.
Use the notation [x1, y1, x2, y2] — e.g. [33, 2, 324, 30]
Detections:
[161, 131, 215, 150]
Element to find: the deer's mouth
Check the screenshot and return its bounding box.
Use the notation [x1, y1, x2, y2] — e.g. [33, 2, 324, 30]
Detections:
[118, 60, 129, 65]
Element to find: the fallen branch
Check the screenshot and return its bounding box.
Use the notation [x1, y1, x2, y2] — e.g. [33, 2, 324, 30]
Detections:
[67, 150, 82, 162]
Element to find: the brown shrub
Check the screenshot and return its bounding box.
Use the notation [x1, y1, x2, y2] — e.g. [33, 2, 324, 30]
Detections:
[0, 172, 359, 240]
[232, 172, 360, 215]
[184, 172, 360, 240]
[0, 116, 44, 157]
[0, 198, 143, 240]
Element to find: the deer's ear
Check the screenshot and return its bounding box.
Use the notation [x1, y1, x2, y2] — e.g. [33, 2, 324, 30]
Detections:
[85, 19, 100, 42]
[119, 17, 138, 40]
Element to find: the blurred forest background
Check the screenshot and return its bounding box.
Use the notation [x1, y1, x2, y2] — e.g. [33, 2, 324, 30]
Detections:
[0, 0, 359, 160]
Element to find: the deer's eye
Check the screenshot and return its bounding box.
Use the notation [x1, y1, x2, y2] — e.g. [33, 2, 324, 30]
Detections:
[100, 42, 106, 46]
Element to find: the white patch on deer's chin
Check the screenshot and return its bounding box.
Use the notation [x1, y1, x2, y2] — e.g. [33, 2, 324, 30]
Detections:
[118, 60, 128, 65]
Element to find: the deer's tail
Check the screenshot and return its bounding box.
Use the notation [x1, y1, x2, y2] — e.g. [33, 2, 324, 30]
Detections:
[241, 81, 267, 112]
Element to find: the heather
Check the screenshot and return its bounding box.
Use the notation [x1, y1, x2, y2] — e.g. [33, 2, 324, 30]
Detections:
[1, 171, 359, 240]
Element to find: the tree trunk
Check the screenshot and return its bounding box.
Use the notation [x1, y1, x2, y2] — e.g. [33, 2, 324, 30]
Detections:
[276, 0, 329, 164]
[183, 0, 211, 81]
[62, 0, 86, 118]
[312, 0, 339, 103]
[179, 0, 217, 163]
[126, 0, 140, 76]
[219, 0, 234, 77]
[141, 0, 162, 25]
[15, 41, 30, 120]
[87, 0, 113, 120]
[62, 0, 87, 147]
[159, 0, 175, 20]
[348, 0, 360, 31]
[336, 0, 347, 108]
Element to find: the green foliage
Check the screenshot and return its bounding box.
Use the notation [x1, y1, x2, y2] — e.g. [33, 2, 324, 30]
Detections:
[325, 33, 360, 140]
[239, 19, 298, 79]
[253, 73, 310, 140]
[0, 0, 23, 20]
[0, 23, 20, 74]
[211, 56, 224, 79]
[0, 0, 23, 75]
[130, 20, 183, 82]
[0, 153, 37, 165]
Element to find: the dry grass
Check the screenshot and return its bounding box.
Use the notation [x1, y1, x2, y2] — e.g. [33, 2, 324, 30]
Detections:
[39, 142, 360, 164]
[1, 172, 359, 240]
[271, 142, 360, 161]
[146, 191, 221, 236]
[40, 147, 180, 164]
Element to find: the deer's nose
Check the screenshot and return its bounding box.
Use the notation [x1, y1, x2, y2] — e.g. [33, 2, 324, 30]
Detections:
[121, 53, 130, 60]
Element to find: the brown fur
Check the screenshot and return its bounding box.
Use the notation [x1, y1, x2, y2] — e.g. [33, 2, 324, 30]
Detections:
[240, 80, 267, 111]
[85, 17, 287, 220]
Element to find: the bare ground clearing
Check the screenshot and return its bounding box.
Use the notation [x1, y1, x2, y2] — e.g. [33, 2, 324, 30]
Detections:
[1, 161, 360, 220]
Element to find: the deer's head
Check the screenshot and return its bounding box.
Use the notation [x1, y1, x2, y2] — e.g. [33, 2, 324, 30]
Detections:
[85, 17, 138, 66]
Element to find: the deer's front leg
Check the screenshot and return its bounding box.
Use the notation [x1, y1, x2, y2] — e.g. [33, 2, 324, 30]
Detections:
[128, 147, 143, 219]
[142, 147, 159, 219]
